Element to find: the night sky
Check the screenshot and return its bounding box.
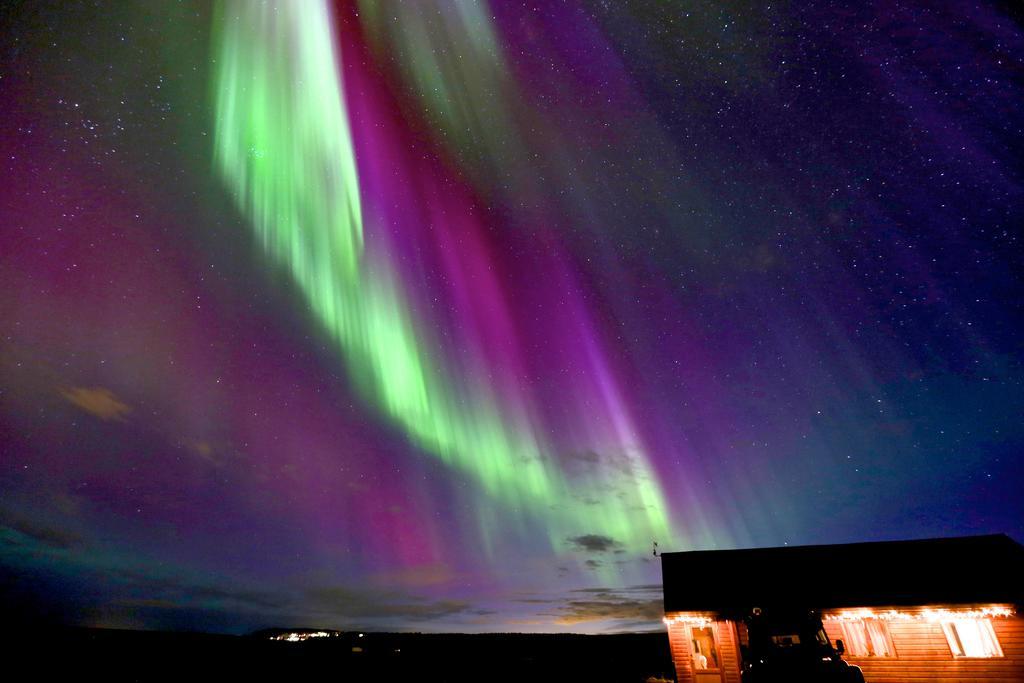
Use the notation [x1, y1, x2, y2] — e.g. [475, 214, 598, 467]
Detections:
[1, 0, 1023, 634]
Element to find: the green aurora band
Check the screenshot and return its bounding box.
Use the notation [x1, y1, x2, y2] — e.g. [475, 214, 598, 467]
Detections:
[211, 0, 673, 558]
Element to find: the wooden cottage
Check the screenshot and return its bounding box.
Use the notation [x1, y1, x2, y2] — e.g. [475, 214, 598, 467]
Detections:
[660, 534, 1024, 683]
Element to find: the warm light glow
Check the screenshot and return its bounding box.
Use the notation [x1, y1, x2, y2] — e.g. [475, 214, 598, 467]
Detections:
[837, 619, 895, 657]
[663, 613, 715, 627]
[943, 619, 1004, 658]
[825, 605, 1014, 623]
[270, 630, 337, 642]
[920, 607, 1013, 623]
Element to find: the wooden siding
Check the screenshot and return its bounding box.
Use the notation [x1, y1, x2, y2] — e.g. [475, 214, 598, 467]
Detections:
[665, 616, 743, 683]
[667, 620, 695, 683]
[823, 615, 1024, 683]
[717, 621, 742, 683]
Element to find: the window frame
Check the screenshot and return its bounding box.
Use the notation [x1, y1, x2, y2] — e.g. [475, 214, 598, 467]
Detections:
[838, 618, 897, 658]
[941, 619, 1004, 659]
[690, 624, 723, 672]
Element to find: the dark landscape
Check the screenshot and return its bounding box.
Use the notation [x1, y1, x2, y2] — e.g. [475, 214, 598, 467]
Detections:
[12, 627, 675, 682]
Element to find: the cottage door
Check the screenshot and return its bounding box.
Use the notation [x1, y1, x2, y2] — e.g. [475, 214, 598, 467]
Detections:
[690, 625, 724, 683]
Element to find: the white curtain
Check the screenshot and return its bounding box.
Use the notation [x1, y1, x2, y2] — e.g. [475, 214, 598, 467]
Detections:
[944, 619, 1003, 658]
[865, 620, 893, 657]
[842, 620, 893, 657]
[842, 621, 871, 656]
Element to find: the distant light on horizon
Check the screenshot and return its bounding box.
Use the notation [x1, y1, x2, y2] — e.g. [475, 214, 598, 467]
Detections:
[271, 631, 340, 642]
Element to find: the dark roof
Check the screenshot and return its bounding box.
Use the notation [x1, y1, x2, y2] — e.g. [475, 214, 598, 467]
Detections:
[661, 534, 1024, 616]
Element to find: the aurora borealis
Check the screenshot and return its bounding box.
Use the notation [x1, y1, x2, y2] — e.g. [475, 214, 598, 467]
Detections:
[2, 0, 1023, 633]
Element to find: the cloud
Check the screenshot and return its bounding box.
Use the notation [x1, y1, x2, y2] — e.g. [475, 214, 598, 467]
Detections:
[567, 534, 623, 553]
[567, 450, 601, 465]
[512, 585, 665, 628]
[2, 539, 482, 630]
[0, 509, 82, 549]
[106, 567, 286, 613]
[554, 586, 664, 626]
[565, 448, 641, 479]
[60, 386, 131, 421]
[584, 559, 602, 569]
[112, 598, 182, 610]
[367, 563, 459, 588]
[187, 439, 234, 468]
[570, 585, 653, 594]
[304, 585, 476, 622]
[562, 448, 660, 512]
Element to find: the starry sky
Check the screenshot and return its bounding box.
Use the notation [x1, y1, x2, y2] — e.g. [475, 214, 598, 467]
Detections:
[1, 0, 1022, 634]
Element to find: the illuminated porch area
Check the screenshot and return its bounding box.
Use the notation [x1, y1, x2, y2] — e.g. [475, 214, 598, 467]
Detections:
[662, 612, 742, 683]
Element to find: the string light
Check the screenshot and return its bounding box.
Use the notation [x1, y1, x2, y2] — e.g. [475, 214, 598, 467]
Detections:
[663, 613, 715, 627]
[825, 605, 1014, 623]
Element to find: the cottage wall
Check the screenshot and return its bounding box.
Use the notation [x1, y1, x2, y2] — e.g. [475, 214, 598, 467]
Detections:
[823, 613, 1024, 683]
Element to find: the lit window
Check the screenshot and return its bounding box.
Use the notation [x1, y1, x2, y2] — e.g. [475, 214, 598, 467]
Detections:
[942, 620, 1003, 658]
[691, 626, 720, 670]
[839, 620, 895, 657]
